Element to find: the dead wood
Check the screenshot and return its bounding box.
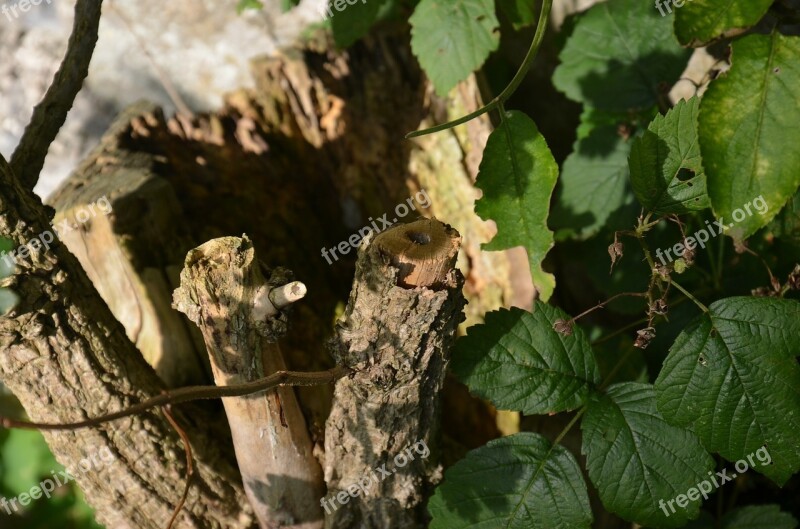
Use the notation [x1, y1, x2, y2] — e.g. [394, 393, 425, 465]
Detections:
[323, 219, 465, 529]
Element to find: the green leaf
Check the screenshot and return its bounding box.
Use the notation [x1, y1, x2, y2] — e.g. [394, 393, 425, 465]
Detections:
[721, 505, 798, 529]
[575, 106, 627, 140]
[673, 0, 773, 47]
[630, 96, 710, 214]
[700, 32, 800, 243]
[330, 0, 387, 48]
[582, 382, 714, 528]
[551, 124, 632, 238]
[451, 303, 601, 415]
[687, 505, 800, 529]
[474, 110, 558, 300]
[428, 432, 593, 529]
[655, 296, 800, 485]
[281, 0, 300, 11]
[552, 0, 690, 111]
[410, 0, 499, 96]
[0, 238, 17, 315]
[0, 289, 18, 315]
[0, 237, 14, 278]
[235, 0, 262, 14]
[1, 429, 63, 496]
[768, 190, 800, 242]
[497, 0, 537, 29]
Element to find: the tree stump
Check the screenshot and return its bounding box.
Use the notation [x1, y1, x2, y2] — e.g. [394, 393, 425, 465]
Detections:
[323, 219, 465, 529]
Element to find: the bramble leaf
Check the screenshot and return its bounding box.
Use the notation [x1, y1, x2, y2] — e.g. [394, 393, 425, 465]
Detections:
[410, 0, 499, 96]
[429, 433, 593, 529]
[474, 110, 558, 300]
[451, 303, 600, 415]
[655, 297, 800, 485]
[630, 96, 710, 214]
[673, 0, 773, 47]
[699, 32, 800, 242]
[582, 382, 714, 528]
[552, 124, 632, 238]
[331, 0, 388, 48]
[553, 0, 690, 111]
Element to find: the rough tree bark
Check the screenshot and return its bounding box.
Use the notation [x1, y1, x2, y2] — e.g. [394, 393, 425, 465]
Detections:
[0, 156, 255, 529]
[1, 23, 527, 528]
[48, 113, 211, 387]
[324, 220, 465, 528]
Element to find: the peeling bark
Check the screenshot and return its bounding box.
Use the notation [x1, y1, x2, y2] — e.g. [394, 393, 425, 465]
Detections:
[323, 219, 465, 529]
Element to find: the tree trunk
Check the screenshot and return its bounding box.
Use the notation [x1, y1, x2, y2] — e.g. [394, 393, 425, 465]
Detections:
[0, 156, 254, 529]
[2, 24, 527, 528]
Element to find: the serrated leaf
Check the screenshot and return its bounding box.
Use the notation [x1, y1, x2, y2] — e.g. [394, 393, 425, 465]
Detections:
[553, 0, 690, 111]
[474, 110, 558, 300]
[497, 0, 537, 29]
[673, 0, 773, 47]
[410, 0, 499, 96]
[330, 0, 387, 48]
[451, 303, 601, 415]
[655, 296, 800, 485]
[630, 96, 710, 214]
[551, 124, 632, 239]
[582, 382, 714, 528]
[700, 32, 800, 243]
[428, 432, 593, 529]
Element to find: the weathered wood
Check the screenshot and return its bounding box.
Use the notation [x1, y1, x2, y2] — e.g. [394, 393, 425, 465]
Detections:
[0, 156, 254, 529]
[48, 120, 210, 387]
[118, 30, 515, 445]
[23, 26, 518, 526]
[323, 219, 465, 529]
[174, 236, 324, 529]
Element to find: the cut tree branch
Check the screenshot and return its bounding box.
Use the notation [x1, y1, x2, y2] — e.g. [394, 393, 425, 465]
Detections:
[324, 219, 466, 528]
[10, 0, 103, 190]
[174, 236, 327, 529]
